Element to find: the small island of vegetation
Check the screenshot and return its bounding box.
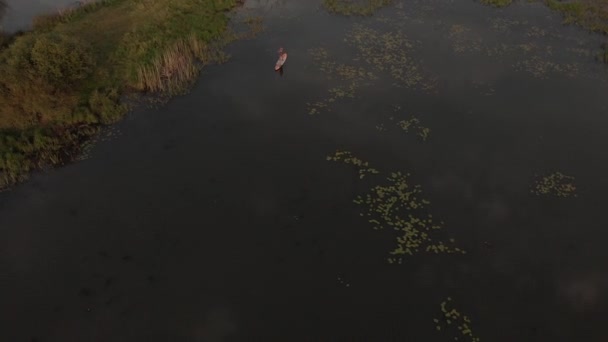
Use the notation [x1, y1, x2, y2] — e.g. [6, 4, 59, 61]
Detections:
[0, 0, 248, 190]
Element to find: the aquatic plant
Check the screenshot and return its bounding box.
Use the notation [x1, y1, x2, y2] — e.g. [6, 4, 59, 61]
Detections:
[434, 297, 481, 342]
[345, 24, 430, 88]
[376, 123, 387, 132]
[307, 101, 329, 115]
[352, 171, 465, 262]
[326, 150, 380, 179]
[489, 17, 525, 33]
[306, 47, 377, 115]
[514, 55, 578, 78]
[526, 26, 548, 38]
[480, 23, 584, 78]
[448, 24, 483, 53]
[322, 0, 393, 16]
[307, 20, 437, 115]
[531, 172, 577, 197]
[396, 116, 431, 141]
[328, 150, 464, 260]
[480, 0, 512, 7]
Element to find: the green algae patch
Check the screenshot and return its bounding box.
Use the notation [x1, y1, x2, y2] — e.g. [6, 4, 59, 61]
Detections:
[327, 150, 380, 179]
[322, 0, 393, 16]
[354, 172, 466, 263]
[532, 172, 577, 197]
[434, 297, 481, 342]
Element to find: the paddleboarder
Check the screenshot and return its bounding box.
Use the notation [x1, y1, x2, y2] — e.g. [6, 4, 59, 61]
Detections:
[275, 47, 287, 71]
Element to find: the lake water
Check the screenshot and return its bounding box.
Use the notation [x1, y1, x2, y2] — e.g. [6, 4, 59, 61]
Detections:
[0, 0, 78, 32]
[1, 0, 608, 341]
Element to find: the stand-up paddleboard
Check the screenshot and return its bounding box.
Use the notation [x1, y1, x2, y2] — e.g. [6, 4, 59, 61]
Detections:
[275, 53, 287, 71]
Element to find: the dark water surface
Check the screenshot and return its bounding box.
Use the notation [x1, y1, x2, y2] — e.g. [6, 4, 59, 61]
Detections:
[0, 0, 78, 32]
[2, 0, 608, 341]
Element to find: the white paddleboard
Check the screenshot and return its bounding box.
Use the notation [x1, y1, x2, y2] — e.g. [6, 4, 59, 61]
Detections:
[275, 53, 287, 71]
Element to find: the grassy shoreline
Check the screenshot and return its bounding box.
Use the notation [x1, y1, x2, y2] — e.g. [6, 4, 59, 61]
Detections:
[0, 0, 254, 190]
[544, 0, 608, 34]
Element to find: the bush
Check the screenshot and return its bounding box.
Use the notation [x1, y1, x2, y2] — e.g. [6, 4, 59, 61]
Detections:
[1, 32, 95, 89]
[31, 33, 95, 88]
[0, 33, 96, 129]
[89, 88, 127, 124]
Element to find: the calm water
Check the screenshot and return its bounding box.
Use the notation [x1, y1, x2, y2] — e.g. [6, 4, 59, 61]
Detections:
[1, 0, 608, 341]
[0, 0, 78, 32]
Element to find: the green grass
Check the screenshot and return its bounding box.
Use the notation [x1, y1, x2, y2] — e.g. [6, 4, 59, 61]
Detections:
[480, 0, 513, 7]
[322, 0, 393, 16]
[0, 0, 245, 189]
[545, 0, 608, 34]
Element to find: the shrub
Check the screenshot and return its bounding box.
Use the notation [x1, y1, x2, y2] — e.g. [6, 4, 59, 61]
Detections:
[0, 32, 96, 128]
[30, 33, 95, 88]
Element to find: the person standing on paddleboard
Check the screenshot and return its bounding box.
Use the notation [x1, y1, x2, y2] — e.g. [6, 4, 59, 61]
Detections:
[275, 47, 287, 71]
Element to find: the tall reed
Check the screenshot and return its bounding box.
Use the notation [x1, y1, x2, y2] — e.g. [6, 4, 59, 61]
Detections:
[135, 34, 230, 93]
